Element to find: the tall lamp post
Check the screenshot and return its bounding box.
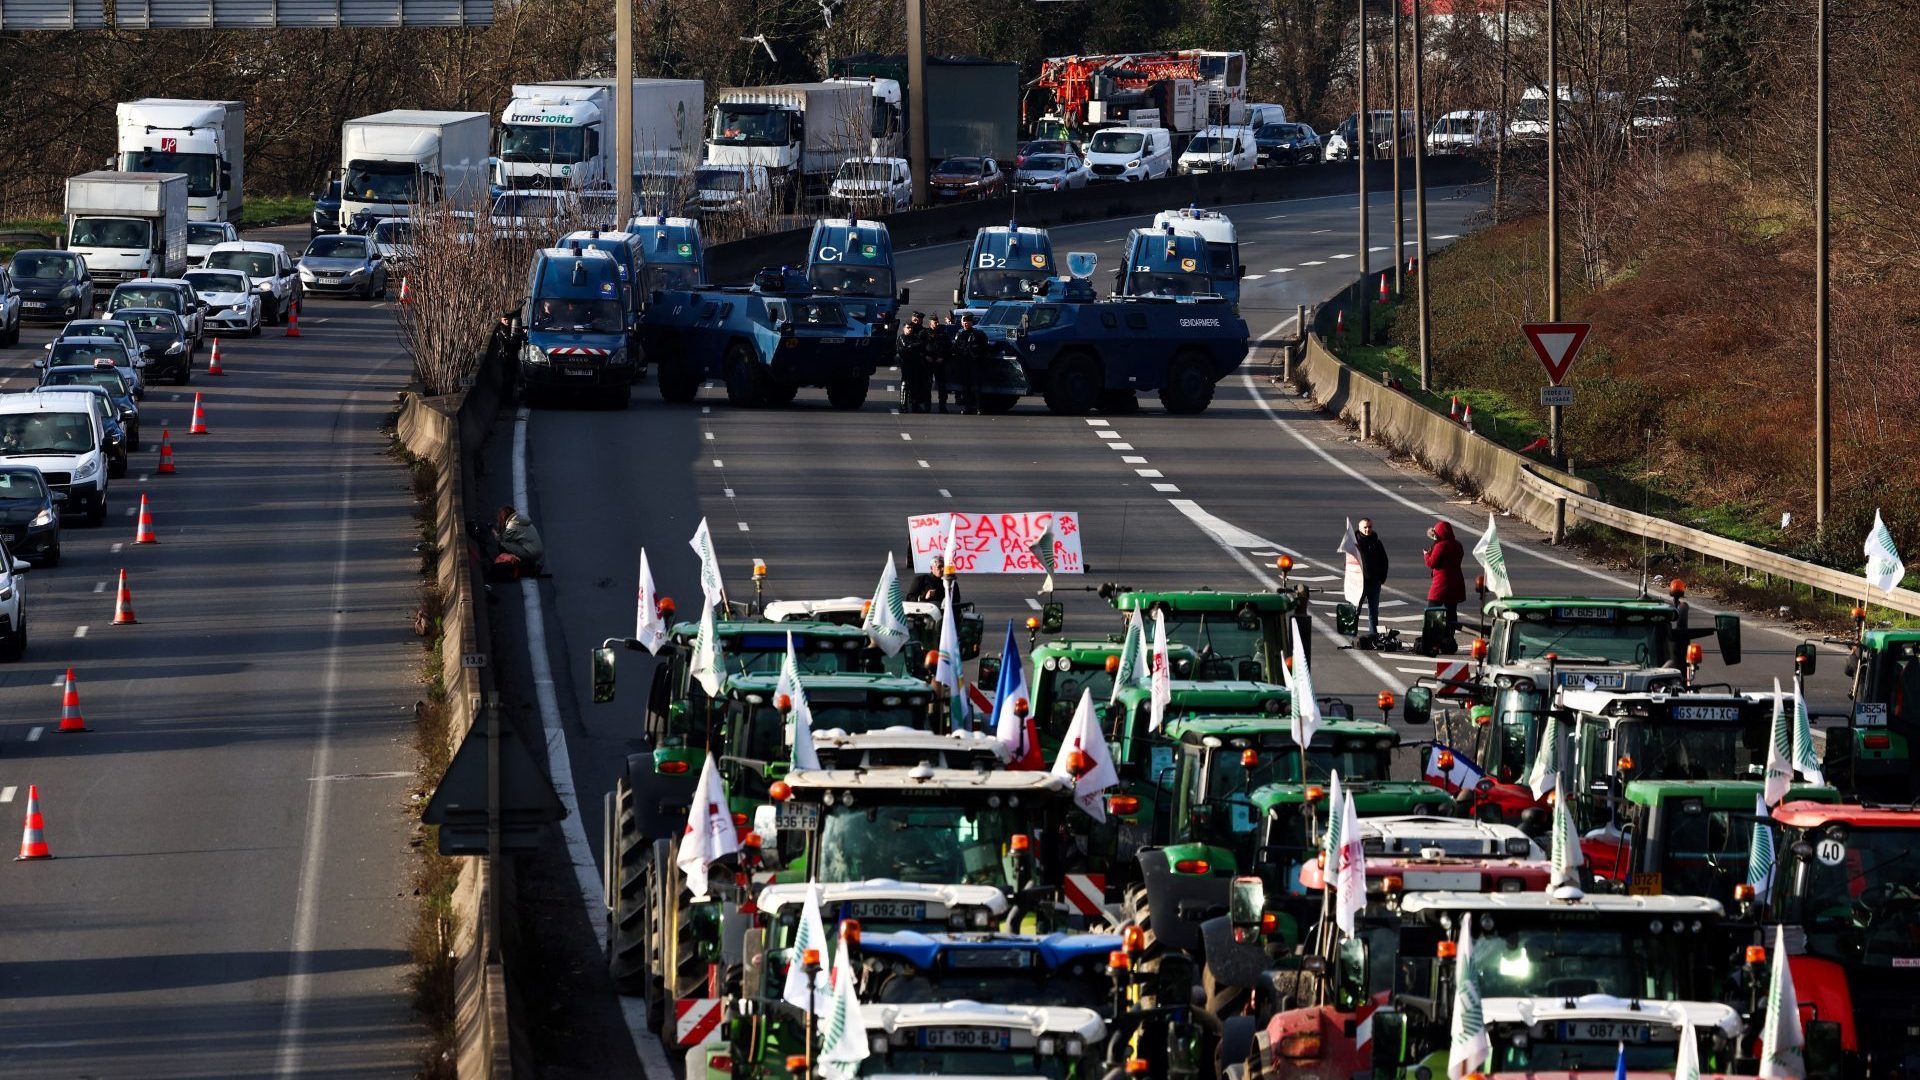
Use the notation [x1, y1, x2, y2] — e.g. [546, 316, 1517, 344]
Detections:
[1813, 0, 1830, 530]
[1357, 0, 1371, 345]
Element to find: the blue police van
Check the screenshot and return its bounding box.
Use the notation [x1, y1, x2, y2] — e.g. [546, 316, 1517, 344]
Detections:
[516, 246, 637, 408]
[805, 219, 906, 359]
[953, 224, 1055, 321]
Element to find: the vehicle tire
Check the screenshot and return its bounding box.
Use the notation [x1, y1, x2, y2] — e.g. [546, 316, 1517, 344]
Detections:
[1217, 1016, 1258, 1080]
[979, 393, 1019, 415]
[1043, 352, 1101, 416]
[85, 494, 106, 528]
[0, 314, 17, 347]
[825, 376, 868, 410]
[0, 616, 25, 662]
[657, 357, 701, 404]
[376, 274, 388, 300]
[109, 454, 127, 480]
[723, 343, 766, 407]
[1099, 389, 1140, 415]
[607, 779, 654, 995]
[249, 311, 262, 337]
[40, 543, 59, 569]
[265, 297, 281, 326]
[762, 383, 799, 407]
[129, 426, 141, 453]
[1160, 352, 1217, 414]
[658, 838, 707, 1045]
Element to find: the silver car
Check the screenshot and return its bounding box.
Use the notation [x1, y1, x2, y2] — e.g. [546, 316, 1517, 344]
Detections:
[1013, 153, 1091, 192]
[297, 233, 389, 300]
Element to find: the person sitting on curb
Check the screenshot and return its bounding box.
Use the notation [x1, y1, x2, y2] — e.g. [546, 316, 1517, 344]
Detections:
[474, 504, 545, 582]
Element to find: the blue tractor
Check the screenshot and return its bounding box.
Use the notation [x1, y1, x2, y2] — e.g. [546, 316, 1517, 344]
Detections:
[805, 219, 907, 361]
[642, 267, 884, 409]
[983, 255, 1250, 415]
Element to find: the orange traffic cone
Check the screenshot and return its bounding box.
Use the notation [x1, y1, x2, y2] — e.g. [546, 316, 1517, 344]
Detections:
[57, 669, 86, 733]
[207, 338, 224, 376]
[1448, 396, 1461, 421]
[1335, 309, 1346, 336]
[189, 394, 208, 435]
[135, 493, 157, 544]
[1379, 272, 1390, 301]
[1407, 255, 1418, 277]
[285, 301, 302, 338]
[156, 430, 176, 474]
[113, 568, 138, 624]
[399, 277, 411, 304]
[16, 785, 50, 859]
[1461, 403, 1474, 431]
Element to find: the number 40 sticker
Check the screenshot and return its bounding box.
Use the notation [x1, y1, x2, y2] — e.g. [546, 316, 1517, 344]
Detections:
[1814, 838, 1847, 866]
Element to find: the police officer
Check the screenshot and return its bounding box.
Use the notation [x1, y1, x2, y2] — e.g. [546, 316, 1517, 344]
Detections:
[951, 312, 990, 415]
[926, 314, 955, 414]
[897, 312, 931, 413]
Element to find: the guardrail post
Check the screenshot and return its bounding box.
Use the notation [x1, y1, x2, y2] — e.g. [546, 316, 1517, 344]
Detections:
[1553, 497, 1567, 545]
[1361, 400, 1373, 441]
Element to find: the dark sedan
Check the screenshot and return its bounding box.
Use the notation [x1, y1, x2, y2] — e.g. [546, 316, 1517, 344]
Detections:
[10, 250, 94, 322]
[0, 466, 62, 566]
[113, 308, 196, 385]
[928, 157, 1005, 201]
[1256, 123, 1321, 166]
[312, 179, 342, 237]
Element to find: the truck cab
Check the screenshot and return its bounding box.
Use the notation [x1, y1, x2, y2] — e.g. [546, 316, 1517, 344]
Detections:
[66, 171, 190, 287]
[1150, 206, 1244, 309]
[495, 83, 609, 192]
[516, 246, 635, 406]
[117, 98, 243, 222]
[1116, 224, 1219, 303]
[557, 228, 646, 353]
[805, 218, 905, 350]
[953, 224, 1055, 321]
[626, 215, 707, 300]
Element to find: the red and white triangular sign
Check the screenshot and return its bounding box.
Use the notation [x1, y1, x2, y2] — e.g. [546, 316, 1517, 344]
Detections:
[1521, 322, 1591, 384]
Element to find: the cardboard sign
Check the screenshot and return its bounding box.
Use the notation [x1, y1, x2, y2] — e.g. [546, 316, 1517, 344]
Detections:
[908, 512, 1083, 575]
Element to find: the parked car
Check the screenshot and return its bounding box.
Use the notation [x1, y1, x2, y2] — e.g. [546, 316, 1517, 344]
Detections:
[829, 157, 912, 215]
[182, 268, 262, 337]
[0, 264, 23, 347]
[0, 465, 62, 569]
[0, 390, 112, 528]
[1013, 153, 1091, 191]
[204, 241, 300, 324]
[928, 157, 1005, 200]
[1428, 110, 1498, 154]
[1085, 126, 1173, 182]
[41, 362, 141, 452]
[1013, 139, 1084, 169]
[312, 178, 342, 237]
[9, 250, 94, 323]
[1256, 123, 1321, 166]
[107, 279, 205, 344]
[298, 234, 388, 300]
[1178, 125, 1259, 174]
[45, 320, 148, 397]
[112, 307, 197, 384]
[186, 221, 239, 267]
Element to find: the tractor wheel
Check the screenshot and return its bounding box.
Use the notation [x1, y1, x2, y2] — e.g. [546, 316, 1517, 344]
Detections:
[1043, 352, 1101, 416]
[605, 779, 653, 996]
[762, 382, 799, 406]
[979, 393, 1019, 414]
[657, 354, 701, 403]
[1160, 351, 1217, 414]
[657, 838, 709, 1045]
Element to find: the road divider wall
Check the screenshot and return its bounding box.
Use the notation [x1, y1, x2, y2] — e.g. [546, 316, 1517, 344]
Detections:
[397, 357, 516, 1079]
[1295, 296, 1920, 617]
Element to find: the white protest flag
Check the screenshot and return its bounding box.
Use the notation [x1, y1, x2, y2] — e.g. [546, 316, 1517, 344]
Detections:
[818, 935, 871, 1080]
[1790, 673, 1825, 787]
[689, 517, 726, 611]
[1110, 616, 1148, 704]
[1746, 793, 1777, 900]
[1757, 925, 1807, 1079]
[634, 548, 668, 654]
[778, 633, 821, 771]
[942, 516, 959, 570]
[1472, 513, 1513, 599]
[1864, 509, 1906, 595]
[1051, 689, 1119, 822]
[1148, 609, 1173, 732]
[1288, 629, 1323, 752]
[861, 553, 911, 657]
[1763, 678, 1794, 808]
[1323, 769, 1346, 865]
[1549, 787, 1586, 898]
[1447, 921, 1491, 1080]
[1334, 788, 1366, 937]
[1526, 714, 1563, 801]
[934, 588, 966, 723]
[676, 755, 739, 899]
[781, 882, 831, 1015]
[1339, 518, 1365, 605]
[1675, 1016, 1702, 1080]
[1030, 523, 1058, 594]
[690, 599, 725, 697]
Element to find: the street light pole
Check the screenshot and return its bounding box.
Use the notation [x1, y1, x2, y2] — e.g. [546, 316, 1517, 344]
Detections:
[1814, 0, 1831, 531]
[614, 0, 633, 220]
[1546, 0, 1563, 463]
[907, 0, 930, 208]
[1412, 0, 1431, 390]
[1494, 0, 1509, 223]
[1391, 0, 1404, 297]
[1357, 0, 1371, 346]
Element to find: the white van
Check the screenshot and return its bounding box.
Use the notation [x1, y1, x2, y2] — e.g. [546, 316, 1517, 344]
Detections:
[1428, 110, 1498, 154]
[1246, 103, 1288, 128]
[1084, 126, 1173, 183]
[0, 391, 111, 526]
[829, 157, 912, 215]
[1178, 125, 1259, 174]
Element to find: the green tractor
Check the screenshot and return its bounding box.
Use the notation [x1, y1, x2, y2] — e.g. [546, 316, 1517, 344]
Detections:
[1019, 636, 1199, 755]
[1810, 624, 1919, 801]
[1106, 587, 1300, 683]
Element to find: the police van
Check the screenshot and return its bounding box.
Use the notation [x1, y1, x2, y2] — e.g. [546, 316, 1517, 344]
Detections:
[516, 246, 636, 407]
[952, 224, 1054, 321]
[805, 219, 906, 356]
[1148, 206, 1244, 308]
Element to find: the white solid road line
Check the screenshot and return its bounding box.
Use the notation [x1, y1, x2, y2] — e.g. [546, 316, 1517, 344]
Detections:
[1167, 499, 1294, 553]
[514, 408, 675, 1080]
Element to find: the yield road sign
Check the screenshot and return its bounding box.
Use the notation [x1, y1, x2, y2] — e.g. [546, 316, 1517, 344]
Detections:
[1540, 385, 1576, 407]
[1522, 322, 1591, 384]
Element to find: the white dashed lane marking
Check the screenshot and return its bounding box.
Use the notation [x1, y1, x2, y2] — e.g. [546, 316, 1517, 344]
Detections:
[1152, 483, 1181, 493]
[917, 460, 930, 468]
[0, 786, 13, 803]
[73, 625, 88, 639]
[1109, 443, 1134, 451]
[1122, 456, 1148, 464]
[1136, 469, 1164, 478]
[737, 522, 750, 532]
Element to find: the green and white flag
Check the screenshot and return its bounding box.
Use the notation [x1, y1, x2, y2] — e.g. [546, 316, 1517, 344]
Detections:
[1864, 509, 1906, 595]
[1526, 715, 1563, 801]
[1471, 513, 1514, 599]
[861, 553, 911, 657]
[1285, 627, 1322, 752]
[689, 516, 727, 611]
[1757, 925, 1806, 1079]
[781, 882, 830, 1014]
[1029, 524, 1058, 594]
[1549, 783, 1585, 897]
[818, 934, 871, 1079]
[1789, 673, 1825, 787]
[1746, 793, 1776, 899]
[1110, 616, 1149, 705]
[690, 600, 725, 697]
[777, 633, 822, 771]
[1675, 1016, 1702, 1080]
[1447, 921, 1490, 1080]
[1763, 678, 1794, 808]
[1322, 770, 1346, 867]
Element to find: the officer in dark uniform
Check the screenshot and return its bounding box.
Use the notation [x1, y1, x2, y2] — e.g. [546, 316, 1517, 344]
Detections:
[897, 312, 931, 412]
[926, 314, 955, 413]
[951, 311, 990, 415]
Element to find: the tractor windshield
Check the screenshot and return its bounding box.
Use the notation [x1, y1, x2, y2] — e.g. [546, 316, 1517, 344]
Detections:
[1160, 614, 1275, 681]
[860, 1049, 1071, 1078]
[1491, 1036, 1692, 1072]
[1792, 825, 1920, 960]
[1467, 923, 1694, 1000]
[1504, 614, 1667, 665]
[1613, 719, 1754, 781]
[870, 967, 1107, 1012]
[815, 803, 1017, 888]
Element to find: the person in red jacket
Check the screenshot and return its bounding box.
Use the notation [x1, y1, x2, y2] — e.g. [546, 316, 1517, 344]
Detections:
[1424, 520, 1466, 631]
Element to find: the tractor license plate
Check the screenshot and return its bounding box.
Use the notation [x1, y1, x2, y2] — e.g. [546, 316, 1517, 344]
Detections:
[1403, 870, 1480, 891]
[843, 900, 926, 921]
[1559, 670, 1624, 688]
[1556, 1021, 1652, 1043]
[918, 1027, 1010, 1050]
[775, 803, 820, 831]
[1855, 703, 1889, 727]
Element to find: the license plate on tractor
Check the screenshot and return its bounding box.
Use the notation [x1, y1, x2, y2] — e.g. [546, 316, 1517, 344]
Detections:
[1556, 1021, 1652, 1043]
[842, 900, 926, 921]
[918, 1027, 1011, 1050]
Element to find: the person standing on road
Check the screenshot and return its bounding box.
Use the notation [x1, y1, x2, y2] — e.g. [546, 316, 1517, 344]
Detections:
[951, 312, 990, 415]
[1354, 517, 1390, 637]
[897, 312, 931, 413]
[1423, 520, 1465, 631]
[926, 315, 954, 414]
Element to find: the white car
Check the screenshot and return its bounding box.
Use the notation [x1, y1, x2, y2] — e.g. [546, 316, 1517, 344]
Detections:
[203, 240, 301, 324]
[183, 267, 262, 336]
[829, 157, 912, 215]
[0, 538, 30, 659]
[0, 391, 110, 529]
[186, 221, 239, 267]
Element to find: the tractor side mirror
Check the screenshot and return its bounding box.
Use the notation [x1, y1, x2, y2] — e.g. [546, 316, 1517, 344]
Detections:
[1335, 601, 1359, 637]
[1794, 641, 1817, 677]
[1404, 685, 1433, 725]
[1715, 613, 1742, 665]
[1334, 936, 1369, 1012]
[1228, 876, 1265, 926]
[591, 646, 617, 703]
[1370, 1009, 1406, 1069]
[1041, 602, 1065, 634]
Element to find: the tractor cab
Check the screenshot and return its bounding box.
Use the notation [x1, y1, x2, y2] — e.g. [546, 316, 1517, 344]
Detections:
[852, 930, 1121, 1014]
[1826, 628, 1920, 800]
[1107, 588, 1296, 683]
[1298, 815, 1552, 898]
[716, 672, 938, 807]
[859, 1000, 1107, 1078]
[1479, 997, 1745, 1076]
[765, 593, 984, 673]
[1024, 638, 1199, 750]
[1601, 780, 1838, 904]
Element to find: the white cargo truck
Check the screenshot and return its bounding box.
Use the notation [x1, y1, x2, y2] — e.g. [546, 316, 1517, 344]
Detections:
[116, 99, 245, 223]
[65, 171, 190, 286]
[339, 110, 490, 229]
[496, 80, 705, 197]
[704, 82, 869, 209]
